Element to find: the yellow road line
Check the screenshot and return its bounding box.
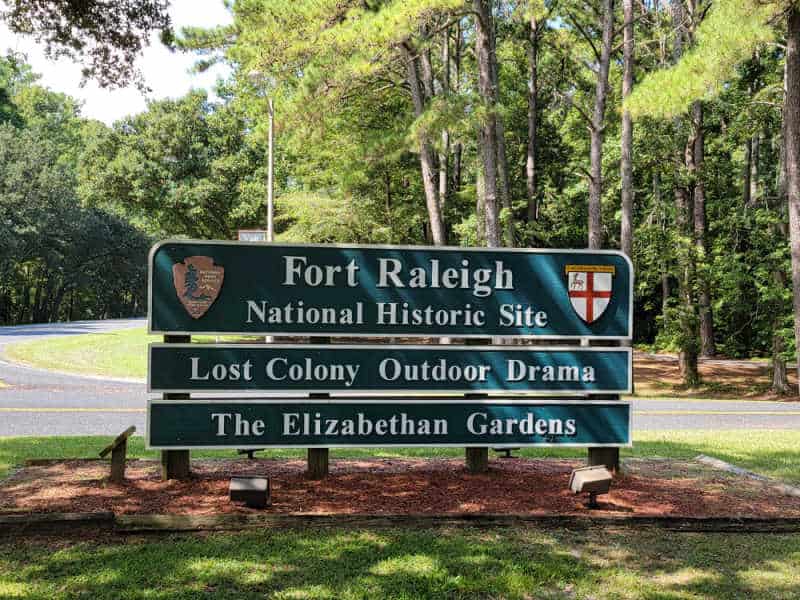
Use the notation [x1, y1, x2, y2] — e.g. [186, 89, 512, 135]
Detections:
[635, 410, 800, 416]
[0, 408, 145, 413]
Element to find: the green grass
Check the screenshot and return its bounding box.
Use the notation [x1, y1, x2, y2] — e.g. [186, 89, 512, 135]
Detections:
[3, 328, 157, 379]
[1, 429, 799, 484]
[2, 432, 799, 598]
[2, 328, 258, 380]
[1, 527, 799, 599]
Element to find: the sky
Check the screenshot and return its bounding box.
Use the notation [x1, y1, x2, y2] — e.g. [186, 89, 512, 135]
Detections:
[0, 0, 233, 125]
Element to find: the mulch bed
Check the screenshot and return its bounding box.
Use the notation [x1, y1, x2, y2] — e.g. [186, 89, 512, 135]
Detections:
[634, 352, 799, 401]
[1, 458, 799, 519]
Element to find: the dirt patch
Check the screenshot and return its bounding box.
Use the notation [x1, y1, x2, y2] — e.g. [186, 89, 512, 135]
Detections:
[1, 458, 798, 519]
[634, 353, 799, 401]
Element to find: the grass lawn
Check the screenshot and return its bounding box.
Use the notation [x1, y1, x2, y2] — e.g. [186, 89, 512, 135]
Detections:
[1, 433, 799, 598]
[1, 429, 799, 484]
[2, 328, 256, 380]
[3, 327, 158, 379]
[2, 527, 800, 599]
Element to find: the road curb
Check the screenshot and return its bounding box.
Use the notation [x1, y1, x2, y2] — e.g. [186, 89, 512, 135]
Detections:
[695, 455, 800, 498]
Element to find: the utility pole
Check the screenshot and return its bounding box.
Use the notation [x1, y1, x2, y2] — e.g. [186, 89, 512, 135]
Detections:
[267, 97, 275, 242]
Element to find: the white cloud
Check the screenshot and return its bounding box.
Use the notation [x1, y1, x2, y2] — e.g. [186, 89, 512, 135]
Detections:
[0, 0, 233, 125]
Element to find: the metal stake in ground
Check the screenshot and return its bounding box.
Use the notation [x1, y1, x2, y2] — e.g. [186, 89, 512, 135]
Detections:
[161, 334, 191, 480]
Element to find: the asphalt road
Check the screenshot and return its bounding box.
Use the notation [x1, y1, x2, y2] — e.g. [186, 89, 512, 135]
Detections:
[0, 320, 799, 436]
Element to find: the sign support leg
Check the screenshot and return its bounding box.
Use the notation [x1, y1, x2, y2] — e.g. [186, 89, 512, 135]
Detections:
[587, 447, 620, 473]
[465, 447, 489, 473]
[307, 336, 330, 479]
[587, 393, 620, 474]
[464, 337, 489, 473]
[307, 447, 329, 479]
[161, 334, 192, 481]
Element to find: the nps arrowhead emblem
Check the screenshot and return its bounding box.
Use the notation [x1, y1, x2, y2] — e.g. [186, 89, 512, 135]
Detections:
[172, 256, 224, 319]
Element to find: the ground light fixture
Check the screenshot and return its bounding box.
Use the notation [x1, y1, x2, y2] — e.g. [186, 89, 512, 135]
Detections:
[569, 465, 613, 509]
[230, 477, 271, 509]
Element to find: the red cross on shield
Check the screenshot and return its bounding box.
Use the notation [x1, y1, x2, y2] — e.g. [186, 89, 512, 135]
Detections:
[566, 265, 615, 324]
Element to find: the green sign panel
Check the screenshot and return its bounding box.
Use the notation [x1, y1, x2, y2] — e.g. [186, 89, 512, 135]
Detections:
[147, 400, 631, 449]
[148, 344, 632, 394]
[149, 241, 633, 339]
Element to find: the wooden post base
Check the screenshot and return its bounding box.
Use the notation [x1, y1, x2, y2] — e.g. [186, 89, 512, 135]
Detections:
[307, 448, 329, 479]
[110, 440, 127, 483]
[587, 447, 620, 474]
[466, 447, 489, 474]
[161, 450, 191, 481]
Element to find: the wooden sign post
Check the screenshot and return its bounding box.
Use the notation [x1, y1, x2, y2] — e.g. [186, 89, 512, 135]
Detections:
[161, 334, 191, 480]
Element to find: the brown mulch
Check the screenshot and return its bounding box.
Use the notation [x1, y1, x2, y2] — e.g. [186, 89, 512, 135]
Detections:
[633, 353, 800, 401]
[1, 458, 799, 519]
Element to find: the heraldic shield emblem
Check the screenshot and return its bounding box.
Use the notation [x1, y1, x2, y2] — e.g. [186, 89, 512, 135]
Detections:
[565, 264, 615, 324]
[172, 256, 224, 319]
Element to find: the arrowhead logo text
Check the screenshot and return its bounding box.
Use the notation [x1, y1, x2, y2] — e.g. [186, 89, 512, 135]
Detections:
[172, 256, 224, 319]
[565, 264, 615, 324]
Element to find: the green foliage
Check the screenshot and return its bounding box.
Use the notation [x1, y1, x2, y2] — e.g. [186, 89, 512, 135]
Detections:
[1, 0, 171, 88]
[0, 56, 151, 325]
[275, 191, 402, 244]
[2, 0, 798, 371]
[78, 91, 268, 239]
[626, 0, 778, 119]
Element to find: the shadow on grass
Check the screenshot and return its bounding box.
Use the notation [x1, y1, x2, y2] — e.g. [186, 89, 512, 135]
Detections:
[1, 435, 799, 597]
[1, 526, 799, 599]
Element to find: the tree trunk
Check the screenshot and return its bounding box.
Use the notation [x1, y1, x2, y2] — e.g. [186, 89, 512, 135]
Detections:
[402, 42, 446, 246]
[675, 180, 699, 385]
[474, 0, 500, 247]
[476, 168, 486, 245]
[750, 133, 760, 207]
[772, 64, 791, 395]
[670, 0, 699, 385]
[588, 0, 615, 250]
[786, 8, 800, 395]
[692, 101, 715, 357]
[439, 29, 450, 218]
[655, 170, 671, 326]
[486, 0, 511, 247]
[620, 0, 634, 258]
[451, 21, 463, 197]
[772, 266, 790, 394]
[527, 13, 539, 222]
[743, 137, 752, 207]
